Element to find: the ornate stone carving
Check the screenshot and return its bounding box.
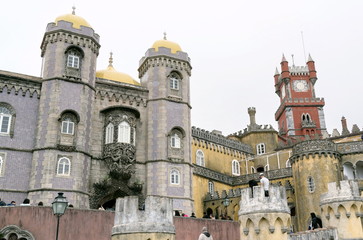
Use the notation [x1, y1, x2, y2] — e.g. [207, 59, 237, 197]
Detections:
[104, 143, 136, 174]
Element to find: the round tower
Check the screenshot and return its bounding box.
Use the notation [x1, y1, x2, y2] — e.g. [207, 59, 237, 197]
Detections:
[320, 180, 363, 239]
[28, 8, 100, 207]
[290, 139, 341, 231]
[138, 34, 193, 214]
[239, 185, 291, 240]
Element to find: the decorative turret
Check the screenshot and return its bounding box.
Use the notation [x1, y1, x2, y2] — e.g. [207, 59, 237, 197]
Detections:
[320, 180, 363, 240]
[112, 196, 175, 240]
[239, 185, 291, 240]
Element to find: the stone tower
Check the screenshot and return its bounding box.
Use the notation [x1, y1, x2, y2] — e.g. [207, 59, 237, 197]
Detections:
[274, 54, 328, 142]
[112, 196, 175, 240]
[320, 180, 363, 239]
[239, 185, 291, 240]
[28, 9, 100, 207]
[138, 36, 193, 214]
[290, 139, 341, 231]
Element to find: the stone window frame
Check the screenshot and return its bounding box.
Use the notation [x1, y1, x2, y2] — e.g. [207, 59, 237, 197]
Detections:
[59, 111, 79, 136]
[56, 156, 71, 176]
[232, 159, 240, 176]
[196, 149, 205, 167]
[0, 152, 6, 177]
[302, 113, 312, 122]
[104, 110, 137, 146]
[0, 102, 16, 138]
[170, 168, 180, 185]
[167, 127, 185, 161]
[64, 46, 84, 79]
[256, 143, 266, 155]
[307, 176, 315, 193]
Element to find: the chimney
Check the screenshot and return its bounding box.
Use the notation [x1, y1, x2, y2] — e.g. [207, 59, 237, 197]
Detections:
[341, 116, 350, 135]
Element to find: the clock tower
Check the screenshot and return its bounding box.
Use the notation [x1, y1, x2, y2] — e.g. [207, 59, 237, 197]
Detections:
[274, 54, 328, 142]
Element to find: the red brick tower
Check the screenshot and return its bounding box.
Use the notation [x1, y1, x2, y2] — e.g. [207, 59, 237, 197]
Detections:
[274, 54, 327, 142]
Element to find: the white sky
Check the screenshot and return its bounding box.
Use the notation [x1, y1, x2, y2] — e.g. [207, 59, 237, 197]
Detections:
[1, 0, 362, 136]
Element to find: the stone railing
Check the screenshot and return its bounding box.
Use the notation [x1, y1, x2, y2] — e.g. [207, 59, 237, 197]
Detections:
[193, 165, 233, 185]
[336, 141, 363, 154]
[275, 97, 325, 119]
[193, 165, 292, 186]
[192, 126, 253, 153]
[233, 168, 292, 185]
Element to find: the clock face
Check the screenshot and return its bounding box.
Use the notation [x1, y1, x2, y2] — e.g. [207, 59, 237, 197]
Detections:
[293, 80, 308, 92]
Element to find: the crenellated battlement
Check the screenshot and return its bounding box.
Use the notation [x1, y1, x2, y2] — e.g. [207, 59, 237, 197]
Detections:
[239, 185, 290, 215]
[112, 196, 175, 235]
[239, 186, 291, 240]
[320, 180, 363, 240]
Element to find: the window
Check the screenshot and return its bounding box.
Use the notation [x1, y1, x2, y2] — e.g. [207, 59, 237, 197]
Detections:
[196, 150, 205, 166]
[57, 157, 71, 176]
[170, 169, 180, 184]
[170, 77, 179, 90]
[118, 121, 131, 144]
[0, 106, 12, 134]
[61, 117, 75, 135]
[256, 143, 265, 155]
[171, 133, 181, 148]
[208, 181, 214, 196]
[232, 160, 240, 175]
[307, 176, 315, 193]
[105, 123, 114, 144]
[67, 54, 80, 68]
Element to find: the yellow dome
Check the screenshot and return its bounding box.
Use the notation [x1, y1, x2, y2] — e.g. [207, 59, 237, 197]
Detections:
[96, 53, 140, 86]
[152, 35, 182, 54]
[55, 8, 91, 29]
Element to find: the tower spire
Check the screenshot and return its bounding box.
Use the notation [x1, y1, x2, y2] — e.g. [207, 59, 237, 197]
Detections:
[163, 32, 167, 40]
[108, 52, 113, 67]
[72, 6, 76, 15]
[281, 54, 287, 62]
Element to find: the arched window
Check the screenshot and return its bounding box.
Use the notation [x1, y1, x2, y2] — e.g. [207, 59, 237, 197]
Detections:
[66, 49, 81, 69]
[208, 181, 214, 196]
[256, 143, 265, 155]
[170, 169, 180, 184]
[105, 123, 114, 144]
[232, 160, 240, 176]
[57, 157, 71, 176]
[171, 133, 181, 148]
[61, 117, 75, 135]
[0, 105, 12, 134]
[118, 121, 131, 144]
[307, 176, 315, 193]
[196, 150, 205, 166]
[169, 72, 181, 90]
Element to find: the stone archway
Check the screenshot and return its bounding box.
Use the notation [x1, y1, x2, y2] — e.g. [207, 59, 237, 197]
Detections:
[0, 225, 34, 240]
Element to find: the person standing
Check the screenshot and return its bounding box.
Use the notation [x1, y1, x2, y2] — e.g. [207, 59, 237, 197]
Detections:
[198, 227, 213, 240]
[259, 173, 270, 197]
[309, 212, 322, 230]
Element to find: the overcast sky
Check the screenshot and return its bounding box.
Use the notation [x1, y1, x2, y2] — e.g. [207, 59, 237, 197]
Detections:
[1, 0, 362, 136]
